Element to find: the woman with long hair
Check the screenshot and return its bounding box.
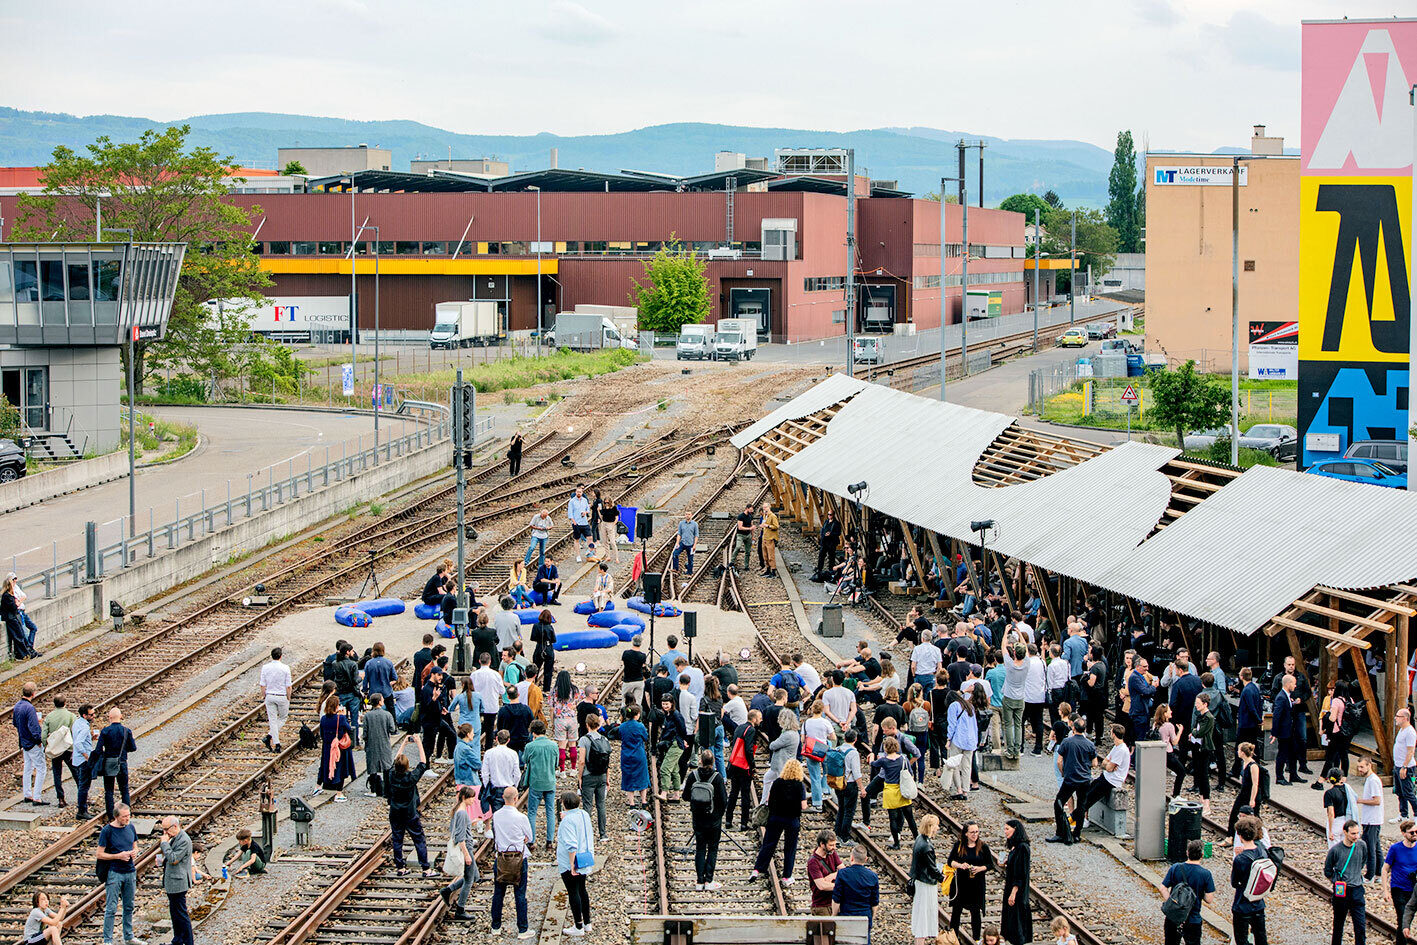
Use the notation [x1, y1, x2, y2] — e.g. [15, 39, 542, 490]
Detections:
[0, 575, 36, 660]
[531, 609, 557, 692]
[552, 670, 581, 771]
[1152, 703, 1187, 797]
[317, 694, 355, 803]
[944, 689, 980, 800]
[698, 676, 726, 781]
[1229, 742, 1263, 836]
[609, 703, 650, 808]
[752, 758, 807, 884]
[909, 814, 944, 944]
[948, 820, 996, 941]
[508, 559, 533, 608]
[596, 493, 621, 564]
[872, 735, 919, 849]
[904, 683, 931, 782]
[1321, 680, 1352, 779]
[1001, 819, 1033, 945]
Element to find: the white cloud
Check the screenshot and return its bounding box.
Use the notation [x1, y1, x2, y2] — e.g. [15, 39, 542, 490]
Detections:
[534, 1, 619, 46]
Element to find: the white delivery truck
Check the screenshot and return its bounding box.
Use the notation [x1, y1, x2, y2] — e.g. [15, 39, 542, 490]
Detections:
[573, 304, 639, 343]
[712, 317, 758, 361]
[676, 323, 714, 360]
[549, 312, 638, 351]
[430, 301, 499, 348]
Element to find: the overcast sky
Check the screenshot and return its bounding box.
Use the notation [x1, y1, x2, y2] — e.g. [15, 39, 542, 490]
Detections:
[1, 0, 1338, 151]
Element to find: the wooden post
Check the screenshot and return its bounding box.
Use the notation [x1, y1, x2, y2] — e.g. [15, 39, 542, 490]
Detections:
[1388, 613, 1400, 768]
[1400, 612, 1412, 722]
[898, 521, 928, 596]
[993, 553, 1021, 614]
[959, 540, 984, 597]
[1031, 564, 1063, 641]
[1349, 642, 1394, 772]
[925, 532, 955, 606]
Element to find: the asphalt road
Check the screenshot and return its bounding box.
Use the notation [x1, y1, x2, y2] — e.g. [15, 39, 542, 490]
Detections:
[0, 406, 417, 577]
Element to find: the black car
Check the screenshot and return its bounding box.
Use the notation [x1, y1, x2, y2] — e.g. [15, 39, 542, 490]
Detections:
[0, 439, 25, 483]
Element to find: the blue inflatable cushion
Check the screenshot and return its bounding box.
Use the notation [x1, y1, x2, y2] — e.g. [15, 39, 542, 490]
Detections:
[554, 628, 620, 651]
[435, 620, 456, 639]
[572, 599, 616, 616]
[608, 623, 641, 643]
[514, 608, 554, 625]
[334, 606, 373, 628]
[353, 598, 406, 617]
[626, 596, 683, 618]
[413, 602, 442, 620]
[587, 609, 645, 629]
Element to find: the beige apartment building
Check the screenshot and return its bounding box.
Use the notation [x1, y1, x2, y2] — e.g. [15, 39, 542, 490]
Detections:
[1144, 126, 1298, 372]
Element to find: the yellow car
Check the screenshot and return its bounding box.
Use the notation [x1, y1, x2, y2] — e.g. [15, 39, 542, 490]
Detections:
[1058, 327, 1088, 347]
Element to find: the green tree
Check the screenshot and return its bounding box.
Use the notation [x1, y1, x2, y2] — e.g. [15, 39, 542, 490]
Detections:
[11, 125, 271, 393]
[1106, 130, 1140, 253]
[1134, 183, 1146, 250]
[999, 192, 1052, 220]
[921, 192, 959, 203]
[280, 159, 307, 176]
[1043, 189, 1064, 209]
[628, 239, 710, 334]
[0, 396, 18, 441]
[1148, 360, 1230, 448]
[1039, 207, 1118, 291]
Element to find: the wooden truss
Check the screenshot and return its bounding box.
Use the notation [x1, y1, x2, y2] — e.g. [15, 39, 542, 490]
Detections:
[972, 424, 1109, 486]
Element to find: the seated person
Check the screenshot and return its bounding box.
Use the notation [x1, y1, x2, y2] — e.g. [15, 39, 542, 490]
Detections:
[422, 562, 451, 606]
[392, 686, 417, 726]
[534, 557, 562, 604]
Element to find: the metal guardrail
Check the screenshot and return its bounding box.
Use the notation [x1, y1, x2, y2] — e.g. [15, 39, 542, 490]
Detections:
[15, 402, 451, 601]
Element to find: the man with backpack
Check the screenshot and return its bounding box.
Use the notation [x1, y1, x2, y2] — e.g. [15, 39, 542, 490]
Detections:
[828, 729, 864, 844]
[726, 709, 762, 832]
[771, 661, 804, 710]
[576, 713, 612, 842]
[1161, 839, 1215, 945]
[1231, 816, 1274, 945]
[1324, 820, 1367, 945]
[681, 749, 727, 891]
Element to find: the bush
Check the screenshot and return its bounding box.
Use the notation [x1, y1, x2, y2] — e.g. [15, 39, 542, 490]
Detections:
[1201, 439, 1278, 469]
[153, 376, 209, 403]
[0, 396, 19, 440]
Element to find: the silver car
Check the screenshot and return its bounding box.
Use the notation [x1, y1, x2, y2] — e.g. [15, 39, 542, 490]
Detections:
[1183, 424, 1298, 461]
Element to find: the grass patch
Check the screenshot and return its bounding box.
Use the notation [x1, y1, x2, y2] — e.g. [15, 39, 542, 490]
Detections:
[369, 502, 385, 516]
[121, 413, 199, 460]
[395, 348, 646, 399]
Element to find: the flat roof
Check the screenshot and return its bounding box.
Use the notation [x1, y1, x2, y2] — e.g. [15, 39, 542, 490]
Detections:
[309, 166, 907, 196]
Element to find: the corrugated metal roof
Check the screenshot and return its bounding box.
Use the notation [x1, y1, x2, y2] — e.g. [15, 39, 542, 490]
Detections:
[748, 379, 1417, 635]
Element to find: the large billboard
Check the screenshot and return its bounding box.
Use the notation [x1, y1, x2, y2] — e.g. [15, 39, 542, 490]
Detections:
[1249, 321, 1298, 379]
[1298, 20, 1416, 467]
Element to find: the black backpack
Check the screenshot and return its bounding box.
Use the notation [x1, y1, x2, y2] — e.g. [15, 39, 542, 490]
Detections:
[1340, 701, 1363, 738]
[585, 734, 611, 776]
[1256, 764, 1271, 803]
[689, 771, 716, 806]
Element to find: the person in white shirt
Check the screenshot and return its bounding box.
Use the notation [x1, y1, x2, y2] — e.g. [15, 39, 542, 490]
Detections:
[471, 654, 505, 751]
[259, 648, 293, 752]
[793, 655, 822, 697]
[483, 732, 522, 815]
[489, 786, 535, 938]
[1022, 646, 1049, 756]
[1394, 709, 1417, 823]
[910, 631, 943, 691]
[821, 674, 857, 733]
[1356, 755, 1385, 879]
[1044, 645, 1071, 727]
[1011, 617, 1035, 647]
[722, 687, 748, 729]
[1080, 724, 1131, 825]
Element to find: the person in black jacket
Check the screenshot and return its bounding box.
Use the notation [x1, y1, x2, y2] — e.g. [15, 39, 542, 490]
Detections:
[910, 814, 945, 943]
[681, 750, 727, 890]
[530, 610, 556, 692]
[421, 562, 450, 607]
[1, 578, 37, 660]
[384, 738, 437, 876]
[471, 615, 499, 670]
[419, 666, 452, 760]
[726, 710, 762, 831]
[508, 432, 523, 476]
[815, 509, 841, 581]
[752, 759, 807, 882]
[332, 644, 362, 747]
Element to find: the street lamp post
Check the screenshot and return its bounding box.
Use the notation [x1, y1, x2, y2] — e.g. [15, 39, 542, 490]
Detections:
[1229, 154, 1271, 466]
[102, 226, 135, 533]
[530, 186, 542, 357]
[348, 223, 381, 462]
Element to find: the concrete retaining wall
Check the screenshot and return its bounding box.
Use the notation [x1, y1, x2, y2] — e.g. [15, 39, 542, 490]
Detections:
[0, 451, 131, 515]
[28, 443, 450, 644]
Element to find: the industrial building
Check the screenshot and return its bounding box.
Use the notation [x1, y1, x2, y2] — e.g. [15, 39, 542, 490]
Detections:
[276, 144, 391, 178]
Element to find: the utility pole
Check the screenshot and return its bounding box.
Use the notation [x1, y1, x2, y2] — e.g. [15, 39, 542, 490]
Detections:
[1032, 208, 1041, 352]
[978, 143, 986, 207]
[453, 371, 470, 669]
[1231, 155, 1241, 466]
[957, 146, 966, 205]
[845, 148, 856, 377]
[531, 185, 542, 357]
[348, 174, 357, 397]
[1069, 210, 1077, 326]
[938, 176, 959, 401]
[961, 186, 970, 375]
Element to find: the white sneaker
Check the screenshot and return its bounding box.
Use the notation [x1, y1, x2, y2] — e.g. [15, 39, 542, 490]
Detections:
[781, 876, 795, 886]
[704, 881, 721, 891]
[576, 556, 583, 563]
[694, 883, 704, 891]
[1391, 817, 1403, 824]
[518, 932, 536, 940]
[563, 928, 585, 938]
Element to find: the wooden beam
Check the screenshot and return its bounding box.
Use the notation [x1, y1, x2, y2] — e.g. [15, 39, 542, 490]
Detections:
[993, 552, 1021, 614]
[1293, 599, 1394, 632]
[898, 521, 929, 596]
[1390, 584, 1417, 596]
[1270, 615, 1373, 649]
[1400, 613, 1412, 724]
[1388, 606, 1400, 768]
[1318, 587, 1417, 617]
[1031, 563, 1064, 639]
[960, 540, 984, 597]
[1162, 473, 1225, 493]
[1349, 642, 1394, 772]
[1166, 457, 1245, 478]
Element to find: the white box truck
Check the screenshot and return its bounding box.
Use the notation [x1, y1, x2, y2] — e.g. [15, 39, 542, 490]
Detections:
[549, 312, 638, 351]
[713, 317, 758, 361]
[676, 323, 713, 360]
[430, 301, 499, 348]
[573, 304, 639, 342]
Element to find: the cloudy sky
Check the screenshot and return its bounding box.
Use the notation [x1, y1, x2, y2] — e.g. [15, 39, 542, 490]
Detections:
[0, 0, 1341, 151]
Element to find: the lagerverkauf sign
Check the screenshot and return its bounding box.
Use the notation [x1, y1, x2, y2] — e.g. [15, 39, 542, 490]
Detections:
[1151, 165, 1249, 186]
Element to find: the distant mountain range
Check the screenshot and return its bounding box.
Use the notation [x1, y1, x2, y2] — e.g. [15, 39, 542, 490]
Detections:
[0, 108, 1266, 207]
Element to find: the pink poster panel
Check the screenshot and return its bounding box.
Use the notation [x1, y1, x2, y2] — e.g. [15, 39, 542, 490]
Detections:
[1301, 18, 1417, 176]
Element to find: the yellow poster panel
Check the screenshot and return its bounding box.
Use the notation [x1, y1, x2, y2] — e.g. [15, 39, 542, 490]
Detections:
[1298, 175, 1413, 364]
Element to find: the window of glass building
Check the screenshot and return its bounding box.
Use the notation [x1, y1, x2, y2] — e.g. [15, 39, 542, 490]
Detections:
[292, 241, 317, 255]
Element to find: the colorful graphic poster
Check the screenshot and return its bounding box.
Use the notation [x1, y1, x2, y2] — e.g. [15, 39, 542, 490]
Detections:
[1297, 20, 1416, 467]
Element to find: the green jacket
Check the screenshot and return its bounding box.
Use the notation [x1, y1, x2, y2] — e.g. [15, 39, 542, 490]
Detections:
[41, 707, 74, 743]
[523, 736, 558, 793]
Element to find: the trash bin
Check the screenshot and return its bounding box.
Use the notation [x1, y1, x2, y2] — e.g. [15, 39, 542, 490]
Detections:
[819, 604, 844, 638]
[1166, 799, 1203, 863]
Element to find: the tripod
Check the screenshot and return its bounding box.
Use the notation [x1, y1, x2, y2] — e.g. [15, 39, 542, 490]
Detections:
[357, 549, 383, 599]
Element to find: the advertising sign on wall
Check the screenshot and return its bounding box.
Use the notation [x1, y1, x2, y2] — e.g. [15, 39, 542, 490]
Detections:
[1151, 165, 1249, 187]
[1297, 19, 1415, 468]
[1248, 321, 1298, 379]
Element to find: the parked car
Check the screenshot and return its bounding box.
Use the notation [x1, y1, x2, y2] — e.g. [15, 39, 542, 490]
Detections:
[1058, 328, 1088, 347]
[1085, 321, 1116, 340]
[1344, 439, 1408, 473]
[1307, 458, 1407, 489]
[852, 336, 884, 365]
[1099, 337, 1138, 355]
[1182, 424, 1299, 461]
[0, 439, 26, 483]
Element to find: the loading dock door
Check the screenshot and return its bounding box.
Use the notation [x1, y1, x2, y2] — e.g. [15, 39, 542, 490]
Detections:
[860, 284, 896, 333]
[729, 287, 772, 338]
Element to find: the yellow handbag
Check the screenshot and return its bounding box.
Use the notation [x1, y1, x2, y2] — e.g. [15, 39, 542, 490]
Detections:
[939, 864, 956, 899]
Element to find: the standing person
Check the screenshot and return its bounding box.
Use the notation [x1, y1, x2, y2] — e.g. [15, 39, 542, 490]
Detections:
[385, 738, 436, 876]
[576, 713, 612, 841]
[495, 684, 534, 755]
[831, 729, 865, 843]
[815, 509, 841, 581]
[98, 804, 140, 945]
[1325, 766, 1356, 848]
[1395, 708, 1417, 821]
[1048, 719, 1095, 845]
[832, 845, 881, 942]
[910, 630, 943, 697]
[524, 720, 558, 851]
[672, 511, 699, 575]
[14, 683, 45, 805]
[419, 664, 454, 761]
[530, 610, 556, 693]
[1276, 655, 1316, 776]
[1000, 645, 1027, 761]
[1, 575, 38, 659]
[1325, 820, 1367, 945]
[591, 563, 614, 612]
[759, 503, 780, 577]
[752, 758, 807, 884]
[1161, 839, 1216, 945]
[453, 723, 483, 795]
[683, 749, 727, 891]
[732, 502, 755, 572]
[869, 735, 919, 850]
[945, 688, 980, 800]
[1232, 817, 1270, 945]
[331, 643, 362, 747]
[1189, 693, 1216, 816]
[489, 786, 535, 940]
[362, 642, 396, 707]
[727, 709, 762, 831]
[1154, 705, 1188, 797]
[94, 708, 136, 821]
[621, 635, 648, 710]
[507, 431, 523, 477]
[524, 507, 553, 573]
[472, 653, 504, 751]
[948, 820, 997, 942]
[567, 485, 592, 563]
[1271, 674, 1302, 785]
[1230, 742, 1264, 835]
[483, 732, 522, 816]
[764, 710, 801, 797]
[1234, 668, 1265, 777]
[439, 786, 481, 922]
[1356, 756, 1385, 881]
[494, 597, 523, 664]
[1000, 819, 1033, 945]
[1127, 658, 1159, 750]
[362, 693, 396, 798]
[26, 892, 68, 945]
[612, 704, 650, 809]
[807, 830, 841, 916]
[1383, 819, 1417, 937]
[317, 696, 354, 803]
[803, 701, 833, 810]
[909, 814, 944, 945]
[71, 705, 95, 822]
[556, 793, 595, 936]
[551, 671, 581, 772]
[1322, 680, 1353, 780]
[160, 816, 201, 945]
[260, 647, 292, 753]
[1200, 671, 1231, 789]
[597, 494, 621, 565]
[41, 697, 75, 809]
[657, 693, 690, 799]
